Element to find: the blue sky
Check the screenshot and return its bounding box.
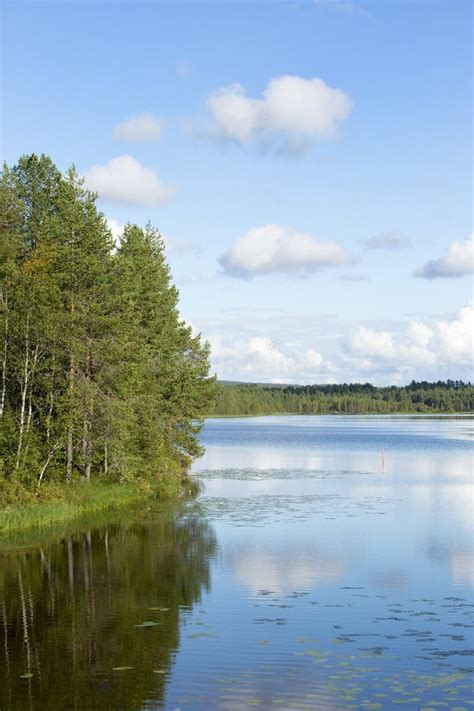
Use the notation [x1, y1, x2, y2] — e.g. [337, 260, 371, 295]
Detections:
[2, 0, 472, 383]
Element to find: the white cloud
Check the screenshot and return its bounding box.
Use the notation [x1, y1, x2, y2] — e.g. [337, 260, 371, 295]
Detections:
[202, 75, 352, 151]
[195, 305, 473, 385]
[220, 224, 352, 278]
[348, 305, 474, 371]
[435, 305, 474, 363]
[208, 334, 334, 381]
[208, 84, 261, 144]
[106, 218, 126, 246]
[364, 232, 411, 250]
[406, 320, 432, 349]
[350, 326, 396, 359]
[113, 114, 164, 142]
[415, 234, 474, 279]
[207, 336, 334, 383]
[303, 348, 324, 368]
[84, 155, 174, 206]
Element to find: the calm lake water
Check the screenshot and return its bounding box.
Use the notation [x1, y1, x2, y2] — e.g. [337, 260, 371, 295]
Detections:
[1, 415, 473, 710]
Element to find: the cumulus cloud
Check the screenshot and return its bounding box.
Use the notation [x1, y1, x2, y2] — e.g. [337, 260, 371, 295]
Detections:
[195, 304, 473, 386]
[350, 326, 398, 360]
[220, 224, 352, 278]
[84, 155, 175, 206]
[113, 114, 164, 142]
[364, 232, 411, 250]
[106, 218, 126, 246]
[347, 305, 474, 371]
[415, 234, 474, 279]
[208, 334, 334, 381]
[201, 75, 352, 151]
[434, 306, 474, 363]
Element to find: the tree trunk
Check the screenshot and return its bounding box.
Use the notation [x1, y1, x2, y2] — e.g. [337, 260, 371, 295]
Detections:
[24, 344, 39, 462]
[104, 437, 108, 476]
[0, 291, 8, 420]
[66, 428, 73, 482]
[46, 362, 55, 442]
[15, 318, 30, 471]
[37, 441, 60, 488]
[82, 349, 92, 481]
[103, 394, 110, 476]
[66, 303, 75, 482]
[82, 416, 91, 481]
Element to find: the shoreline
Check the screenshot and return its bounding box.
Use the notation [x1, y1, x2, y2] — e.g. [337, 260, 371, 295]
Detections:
[0, 478, 191, 542]
[206, 411, 473, 418]
[1, 412, 471, 540]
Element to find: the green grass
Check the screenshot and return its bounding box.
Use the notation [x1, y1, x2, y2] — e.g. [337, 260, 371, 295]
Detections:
[0, 476, 194, 540]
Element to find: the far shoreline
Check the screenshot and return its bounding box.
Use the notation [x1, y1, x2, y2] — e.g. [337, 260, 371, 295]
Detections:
[205, 411, 473, 418]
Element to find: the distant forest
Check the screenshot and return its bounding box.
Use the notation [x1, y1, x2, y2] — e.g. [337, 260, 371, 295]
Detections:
[212, 380, 473, 416]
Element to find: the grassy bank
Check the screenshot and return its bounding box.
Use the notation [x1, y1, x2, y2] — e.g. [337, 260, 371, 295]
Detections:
[0, 476, 196, 539]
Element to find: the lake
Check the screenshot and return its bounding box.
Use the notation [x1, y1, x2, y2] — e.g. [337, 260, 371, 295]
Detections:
[1, 415, 473, 709]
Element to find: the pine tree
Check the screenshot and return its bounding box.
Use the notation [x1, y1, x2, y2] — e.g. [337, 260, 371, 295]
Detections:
[106, 223, 214, 480]
[0, 155, 215, 491]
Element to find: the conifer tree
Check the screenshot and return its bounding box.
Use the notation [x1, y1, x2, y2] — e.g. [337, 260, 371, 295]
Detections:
[0, 154, 215, 490]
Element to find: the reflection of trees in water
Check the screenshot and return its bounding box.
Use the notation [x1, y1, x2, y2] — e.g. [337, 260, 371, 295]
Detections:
[0, 514, 217, 710]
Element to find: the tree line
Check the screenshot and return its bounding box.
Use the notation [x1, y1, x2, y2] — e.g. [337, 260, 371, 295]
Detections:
[212, 380, 473, 416]
[0, 154, 214, 491]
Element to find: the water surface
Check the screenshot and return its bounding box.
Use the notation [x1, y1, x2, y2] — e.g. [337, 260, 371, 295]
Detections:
[1, 415, 473, 709]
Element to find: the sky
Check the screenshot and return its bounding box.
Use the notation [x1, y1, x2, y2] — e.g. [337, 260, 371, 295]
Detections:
[1, 0, 473, 384]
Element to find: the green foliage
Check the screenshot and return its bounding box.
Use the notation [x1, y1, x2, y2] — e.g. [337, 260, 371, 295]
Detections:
[0, 154, 215, 494]
[212, 380, 473, 416]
